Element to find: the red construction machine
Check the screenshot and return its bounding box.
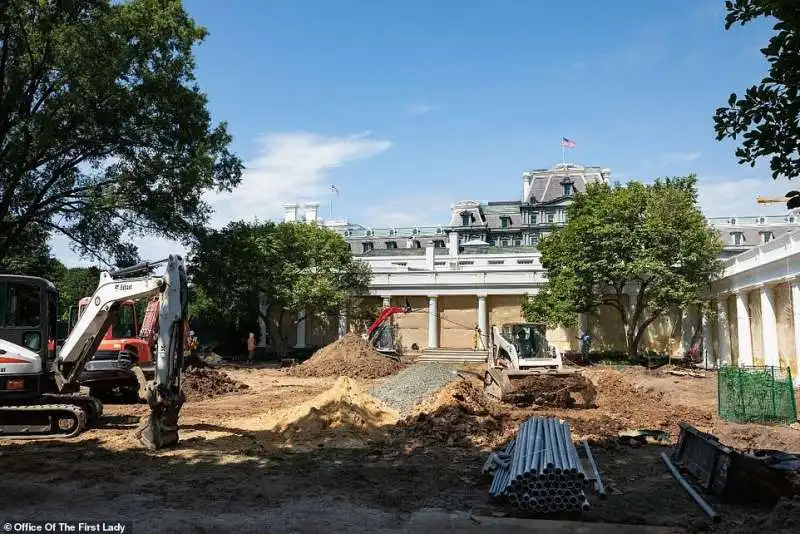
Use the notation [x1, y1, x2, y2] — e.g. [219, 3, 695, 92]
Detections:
[363, 300, 412, 357]
[72, 296, 189, 398]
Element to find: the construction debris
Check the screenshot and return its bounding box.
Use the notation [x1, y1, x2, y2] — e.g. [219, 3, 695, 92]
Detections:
[181, 367, 250, 400]
[487, 417, 593, 514]
[395, 380, 513, 448]
[285, 333, 404, 379]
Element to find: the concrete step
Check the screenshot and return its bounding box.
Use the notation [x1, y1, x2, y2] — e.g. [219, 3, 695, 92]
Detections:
[417, 348, 489, 363]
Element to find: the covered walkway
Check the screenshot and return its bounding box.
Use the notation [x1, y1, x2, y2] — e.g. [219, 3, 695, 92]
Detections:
[709, 228, 800, 386]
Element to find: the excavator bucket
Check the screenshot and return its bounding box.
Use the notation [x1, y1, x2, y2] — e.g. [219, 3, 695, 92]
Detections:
[133, 386, 185, 450]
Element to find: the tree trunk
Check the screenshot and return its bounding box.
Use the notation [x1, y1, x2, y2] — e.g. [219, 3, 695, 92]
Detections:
[262, 308, 290, 359]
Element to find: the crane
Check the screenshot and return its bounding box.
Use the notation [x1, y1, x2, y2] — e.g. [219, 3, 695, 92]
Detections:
[0, 255, 188, 450]
[755, 191, 800, 209]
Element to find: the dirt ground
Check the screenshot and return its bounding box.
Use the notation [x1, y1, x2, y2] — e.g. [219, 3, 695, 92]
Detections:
[1, 363, 798, 533]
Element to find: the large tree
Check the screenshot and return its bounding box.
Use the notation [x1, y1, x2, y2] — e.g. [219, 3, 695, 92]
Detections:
[190, 220, 372, 357]
[0, 0, 242, 267]
[523, 176, 724, 360]
[713, 0, 800, 179]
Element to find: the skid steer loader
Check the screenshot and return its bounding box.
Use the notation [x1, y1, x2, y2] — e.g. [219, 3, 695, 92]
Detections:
[484, 323, 583, 403]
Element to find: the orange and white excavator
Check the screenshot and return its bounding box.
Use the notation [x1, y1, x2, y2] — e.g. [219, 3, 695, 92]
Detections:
[72, 291, 191, 399]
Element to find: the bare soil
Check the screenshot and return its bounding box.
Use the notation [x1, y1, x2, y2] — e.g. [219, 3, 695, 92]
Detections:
[1, 364, 798, 533]
[181, 366, 250, 400]
[284, 332, 405, 379]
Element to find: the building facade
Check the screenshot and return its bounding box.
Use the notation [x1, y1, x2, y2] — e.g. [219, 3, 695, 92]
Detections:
[282, 163, 800, 358]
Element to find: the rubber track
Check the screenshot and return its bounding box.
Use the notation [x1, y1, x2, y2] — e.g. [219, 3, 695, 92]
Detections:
[0, 404, 87, 439]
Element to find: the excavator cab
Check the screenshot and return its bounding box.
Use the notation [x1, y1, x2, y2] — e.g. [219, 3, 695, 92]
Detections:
[0, 275, 59, 401]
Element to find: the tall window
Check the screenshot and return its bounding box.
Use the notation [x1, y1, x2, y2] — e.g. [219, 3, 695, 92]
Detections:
[563, 183, 572, 196]
[500, 216, 510, 228]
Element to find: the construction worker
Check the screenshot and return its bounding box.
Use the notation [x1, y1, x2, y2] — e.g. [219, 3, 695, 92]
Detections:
[472, 324, 480, 351]
[247, 332, 256, 364]
[576, 331, 591, 364]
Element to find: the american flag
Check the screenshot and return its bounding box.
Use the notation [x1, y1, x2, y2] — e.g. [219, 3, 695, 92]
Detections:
[330, 184, 339, 195]
[561, 137, 576, 148]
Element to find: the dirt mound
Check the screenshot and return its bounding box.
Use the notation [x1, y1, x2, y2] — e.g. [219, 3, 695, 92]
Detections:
[182, 367, 250, 400]
[285, 333, 404, 379]
[580, 371, 713, 440]
[504, 373, 597, 408]
[246, 376, 398, 446]
[395, 380, 513, 449]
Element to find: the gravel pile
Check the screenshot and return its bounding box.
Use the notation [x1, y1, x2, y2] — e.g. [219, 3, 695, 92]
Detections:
[369, 362, 461, 414]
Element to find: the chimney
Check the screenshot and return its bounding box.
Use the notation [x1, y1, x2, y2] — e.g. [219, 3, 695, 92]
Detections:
[522, 172, 533, 202]
[283, 203, 298, 222]
[303, 202, 319, 224]
[447, 231, 459, 256]
[425, 245, 435, 270]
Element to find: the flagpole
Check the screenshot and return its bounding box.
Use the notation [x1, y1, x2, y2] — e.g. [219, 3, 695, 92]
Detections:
[329, 194, 333, 219]
[562, 142, 565, 165]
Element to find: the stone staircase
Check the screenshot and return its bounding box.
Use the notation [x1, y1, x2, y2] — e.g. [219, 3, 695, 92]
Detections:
[417, 348, 489, 364]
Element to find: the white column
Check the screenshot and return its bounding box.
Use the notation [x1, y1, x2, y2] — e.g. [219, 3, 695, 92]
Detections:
[477, 295, 488, 350]
[735, 291, 753, 366]
[428, 295, 439, 349]
[761, 284, 779, 367]
[701, 312, 712, 368]
[791, 281, 800, 386]
[382, 296, 391, 308]
[338, 309, 349, 339]
[296, 310, 306, 349]
[717, 297, 732, 365]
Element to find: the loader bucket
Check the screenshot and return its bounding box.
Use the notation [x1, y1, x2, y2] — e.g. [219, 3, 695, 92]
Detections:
[484, 367, 583, 404]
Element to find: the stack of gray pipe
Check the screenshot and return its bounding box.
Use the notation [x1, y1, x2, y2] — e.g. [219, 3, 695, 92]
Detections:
[488, 416, 591, 513]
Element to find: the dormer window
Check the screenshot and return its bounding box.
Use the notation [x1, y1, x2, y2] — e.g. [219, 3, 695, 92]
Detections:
[460, 211, 472, 226]
[389, 228, 396, 236]
[731, 232, 745, 246]
[760, 231, 774, 243]
[385, 241, 397, 249]
[790, 216, 797, 224]
[500, 216, 511, 228]
[563, 183, 573, 196]
[729, 218, 737, 225]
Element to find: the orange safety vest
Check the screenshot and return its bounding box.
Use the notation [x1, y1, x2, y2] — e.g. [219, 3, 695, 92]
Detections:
[247, 336, 256, 352]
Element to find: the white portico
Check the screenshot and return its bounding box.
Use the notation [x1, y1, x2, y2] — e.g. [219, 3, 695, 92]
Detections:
[710, 228, 800, 386]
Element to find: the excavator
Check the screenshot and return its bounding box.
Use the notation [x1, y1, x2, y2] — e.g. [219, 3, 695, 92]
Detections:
[362, 300, 412, 357]
[0, 255, 188, 450]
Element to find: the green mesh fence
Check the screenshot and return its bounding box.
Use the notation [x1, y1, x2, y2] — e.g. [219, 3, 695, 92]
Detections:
[717, 365, 797, 424]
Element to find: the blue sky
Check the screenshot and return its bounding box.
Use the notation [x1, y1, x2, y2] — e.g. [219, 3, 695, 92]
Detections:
[54, 0, 792, 266]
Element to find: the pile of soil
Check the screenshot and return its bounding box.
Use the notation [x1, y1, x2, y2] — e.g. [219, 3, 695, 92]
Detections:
[182, 367, 250, 400]
[504, 373, 597, 408]
[285, 333, 404, 379]
[254, 376, 399, 446]
[395, 380, 513, 449]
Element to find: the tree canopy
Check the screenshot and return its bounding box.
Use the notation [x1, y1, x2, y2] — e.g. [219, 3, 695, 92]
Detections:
[189, 220, 372, 356]
[713, 0, 800, 179]
[0, 0, 242, 268]
[522, 176, 724, 360]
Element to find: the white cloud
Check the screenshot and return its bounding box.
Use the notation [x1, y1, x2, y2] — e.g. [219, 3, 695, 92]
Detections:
[662, 151, 702, 164]
[406, 103, 441, 116]
[50, 131, 392, 268]
[360, 195, 453, 228]
[205, 131, 392, 228]
[696, 176, 800, 218]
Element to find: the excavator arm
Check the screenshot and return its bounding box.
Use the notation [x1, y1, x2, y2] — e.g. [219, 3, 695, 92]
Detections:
[55, 255, 188, 449]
